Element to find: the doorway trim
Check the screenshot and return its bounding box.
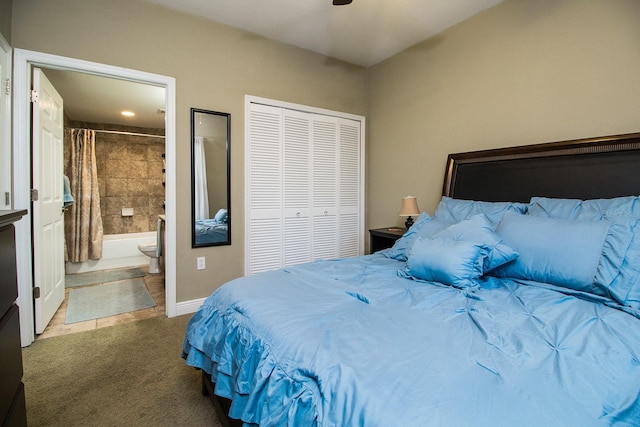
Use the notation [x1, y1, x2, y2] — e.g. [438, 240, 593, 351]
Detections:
[13, 48, 177, 347]
[0, 33, 11, 210]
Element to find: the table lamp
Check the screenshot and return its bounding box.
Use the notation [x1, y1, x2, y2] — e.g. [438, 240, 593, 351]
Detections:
[399, 196, 420, 228]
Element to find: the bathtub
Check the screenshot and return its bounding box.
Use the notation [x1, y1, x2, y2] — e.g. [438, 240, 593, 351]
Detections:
[65, 231, 156, 274]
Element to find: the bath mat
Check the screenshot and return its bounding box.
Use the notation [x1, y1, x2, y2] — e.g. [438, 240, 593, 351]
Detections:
[65, 266, 147, 288]
[65, 278, 156, 324]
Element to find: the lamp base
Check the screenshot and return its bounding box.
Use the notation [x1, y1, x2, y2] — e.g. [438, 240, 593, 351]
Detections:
[405, 216, 414, 228]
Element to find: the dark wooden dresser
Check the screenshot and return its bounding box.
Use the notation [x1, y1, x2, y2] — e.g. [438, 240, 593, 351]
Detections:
[0, 210, 28, 427]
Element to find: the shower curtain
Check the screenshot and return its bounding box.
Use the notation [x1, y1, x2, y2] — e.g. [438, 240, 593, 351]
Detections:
[194, 136, 210, 220]
[65, 129, 104, 262]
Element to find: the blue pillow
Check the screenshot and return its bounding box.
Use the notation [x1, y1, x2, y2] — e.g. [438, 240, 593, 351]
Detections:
[593, 220, 636, 302]
[527, 196, 640, 309]
[493, 213, 610, 292]
[528, 196, 640, 220]
[213, 208, 228, 223]
[433, 214, 518, 272]
[434, 197, 528, 226]
[384, 214, 451, 261]
[399, 237, 487, 289]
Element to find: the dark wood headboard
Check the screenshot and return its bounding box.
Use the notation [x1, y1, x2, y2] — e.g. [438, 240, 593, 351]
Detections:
[443, 133, 640, 202]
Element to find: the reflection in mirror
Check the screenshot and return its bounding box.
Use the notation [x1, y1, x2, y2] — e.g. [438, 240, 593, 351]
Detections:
[191, 108, 231, 247]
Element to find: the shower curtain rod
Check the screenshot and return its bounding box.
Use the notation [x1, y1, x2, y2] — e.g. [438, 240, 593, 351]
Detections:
[67, 128, 165, 139]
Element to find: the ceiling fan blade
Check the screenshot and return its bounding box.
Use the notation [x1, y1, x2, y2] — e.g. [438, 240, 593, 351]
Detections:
[333, 0, 352, 5]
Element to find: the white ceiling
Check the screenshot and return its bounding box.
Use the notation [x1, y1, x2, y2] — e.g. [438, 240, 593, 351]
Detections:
[43, 68, 167, 129]
[141, 0, 505, 67]
[45, 0, 505, 130]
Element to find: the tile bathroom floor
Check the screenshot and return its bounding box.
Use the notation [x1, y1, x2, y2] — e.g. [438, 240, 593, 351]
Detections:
[36, 267, 166, 340]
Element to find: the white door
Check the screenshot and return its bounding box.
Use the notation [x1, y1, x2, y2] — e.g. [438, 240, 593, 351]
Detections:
[337, 118, 362, 258]
[32, 68, 65, 334]
[246, 103, 283, 275]
[283, 109, 312, 267]
[311, 115, 338, 260]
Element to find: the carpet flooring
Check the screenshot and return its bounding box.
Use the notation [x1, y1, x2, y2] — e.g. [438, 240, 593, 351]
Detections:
[65, 266, 147, 288]
[66, 278, 156, 324]
[22, 315, 223, 427]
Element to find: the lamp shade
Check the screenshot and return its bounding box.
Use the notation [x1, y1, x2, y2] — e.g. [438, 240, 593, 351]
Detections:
[399, 196, 420, 217]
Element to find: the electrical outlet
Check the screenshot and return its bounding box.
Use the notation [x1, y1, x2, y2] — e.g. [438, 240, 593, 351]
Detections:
[196, 256, 206, 270]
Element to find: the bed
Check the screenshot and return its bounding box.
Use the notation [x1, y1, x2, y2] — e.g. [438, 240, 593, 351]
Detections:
[183, 132, 640, 426]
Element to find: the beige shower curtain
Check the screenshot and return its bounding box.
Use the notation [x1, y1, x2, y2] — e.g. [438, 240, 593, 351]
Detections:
[65, 129, 104, 262]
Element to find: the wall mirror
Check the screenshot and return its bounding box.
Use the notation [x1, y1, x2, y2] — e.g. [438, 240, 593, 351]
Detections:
[191, 108, 231, 247]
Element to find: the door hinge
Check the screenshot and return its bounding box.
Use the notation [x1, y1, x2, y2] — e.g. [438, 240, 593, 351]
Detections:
[4, 79, 9, 96]
[4, 191, 9, 206]
[33, 287, 41, 299]
[30, 89, 39, 103]
[31, 188, 39, 201]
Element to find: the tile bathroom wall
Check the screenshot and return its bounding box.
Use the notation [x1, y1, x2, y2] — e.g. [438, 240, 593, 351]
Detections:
[64, 119, 165, 235]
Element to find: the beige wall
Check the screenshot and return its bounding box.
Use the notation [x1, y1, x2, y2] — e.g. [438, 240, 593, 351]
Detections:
[0, 0, 11, 44]
[367, 0, 640, 230]
[11, 0, 368, 301]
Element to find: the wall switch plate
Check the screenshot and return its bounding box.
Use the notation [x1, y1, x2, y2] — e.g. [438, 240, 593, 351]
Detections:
[197, 256, 206, 270]
[121, 207, 134, 217]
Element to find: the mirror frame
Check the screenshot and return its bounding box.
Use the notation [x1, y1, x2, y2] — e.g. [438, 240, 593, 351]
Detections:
[190, 108, 231, 247]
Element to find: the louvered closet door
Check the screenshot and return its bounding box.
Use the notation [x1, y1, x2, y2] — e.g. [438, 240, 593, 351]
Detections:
[311, 115, 338, 260]
[338, 118, 361, 258]
[246, 98, 364, 276]
[283, 109, 312, 267]
[247, 103, 282, 275]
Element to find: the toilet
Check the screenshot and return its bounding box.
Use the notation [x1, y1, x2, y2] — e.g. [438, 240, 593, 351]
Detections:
[138, 216, 165, 274]
[138, 243, 160, 273]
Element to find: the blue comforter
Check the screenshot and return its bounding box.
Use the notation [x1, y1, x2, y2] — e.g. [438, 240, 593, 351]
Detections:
[182, 254, 640, 426]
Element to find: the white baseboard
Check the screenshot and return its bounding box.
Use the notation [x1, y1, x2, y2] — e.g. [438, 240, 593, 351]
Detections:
[175, 297, 206, 317]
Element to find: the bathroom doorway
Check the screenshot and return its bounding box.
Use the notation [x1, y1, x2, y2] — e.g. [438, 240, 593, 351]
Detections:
[46, 68, 166, 271]
[13, 49, 177, 347]
[36, 68, 167, 338]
